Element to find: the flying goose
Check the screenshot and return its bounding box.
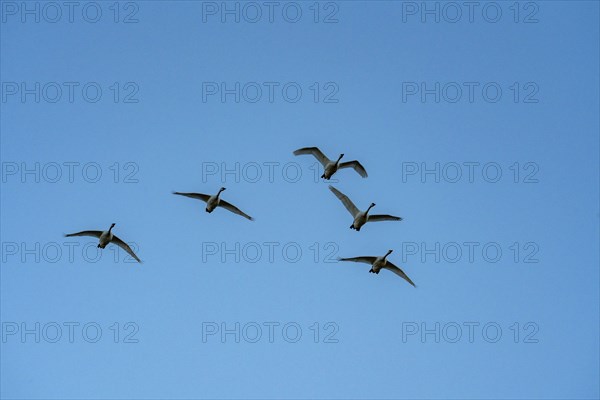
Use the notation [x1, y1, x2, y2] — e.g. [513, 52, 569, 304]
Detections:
[173, 187, 254, 221]
[293, 147, 367, 180]
[64, 223, 141, 263]
[338, 250, 416, 287]
[328, 185, 402, 231]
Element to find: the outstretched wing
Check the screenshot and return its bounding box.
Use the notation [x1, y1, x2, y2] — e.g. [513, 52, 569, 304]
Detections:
[173, 192, 210, 203]
[328, 185, 360, 217]
[64, 230, 102, 238]
[219, 200, 254, 221]
[384, 262, 416, 287]
[338, 160, 368, 178]
[293, 147, 330, 167]
[112, 235, 142, 263]
[337, 256, 377, 265]
[368, 214, 402, 222]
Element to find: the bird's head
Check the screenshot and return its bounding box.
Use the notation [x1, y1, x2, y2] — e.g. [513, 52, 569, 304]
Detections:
[337, 153, 345, 161]
[219, 187, 226, 192]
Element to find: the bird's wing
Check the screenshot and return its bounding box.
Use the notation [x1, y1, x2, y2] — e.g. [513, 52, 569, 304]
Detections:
[328, 185, 360, 217]
[172, 192, 210, 203]
[64, 230, 103, 238]
[219, 200, 254, 221]
[368, 214, 403, 222]
[338, 160, 368, 178]
[384, 262, 416, 287]
[111, 235, 142, 263]
[337, 256, 377, 265]
[293, 147, 330, 167]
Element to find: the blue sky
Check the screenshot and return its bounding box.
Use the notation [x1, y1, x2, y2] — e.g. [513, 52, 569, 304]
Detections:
[1, 1, 599, 399]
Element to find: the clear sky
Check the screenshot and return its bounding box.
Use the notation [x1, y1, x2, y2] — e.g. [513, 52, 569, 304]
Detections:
[1, 1, 599, 399]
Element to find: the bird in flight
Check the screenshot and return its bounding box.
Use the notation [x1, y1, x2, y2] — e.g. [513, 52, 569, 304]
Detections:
[173, 187, 254, 221]
[293, 147, 367, 180]
[328, 185, 401, 231]
[338, 250, 416, 287]
[65, 223, 141, 263]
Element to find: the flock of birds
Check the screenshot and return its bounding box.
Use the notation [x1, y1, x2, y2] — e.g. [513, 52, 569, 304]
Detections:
[64, 147, 416, 287]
